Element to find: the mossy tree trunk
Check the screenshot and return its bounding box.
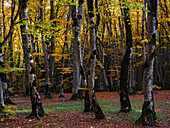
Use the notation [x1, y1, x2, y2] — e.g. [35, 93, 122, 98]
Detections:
[135, 0, 158, 126]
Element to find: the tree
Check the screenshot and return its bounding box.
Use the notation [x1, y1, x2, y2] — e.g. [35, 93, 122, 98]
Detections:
[87, 0, 105, 119]
[59, 4, 71, 98]
[39, 0, 51, 99]
[135, 0, 159, 126]
[70, 0, 84, 100]
[119, 0, 132, 112]
[49, 0, 55, 91]
[19, 0, 46, 119]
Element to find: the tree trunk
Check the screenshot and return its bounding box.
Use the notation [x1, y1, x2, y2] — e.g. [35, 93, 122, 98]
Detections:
[40, 0, 51, 99]
[59, 5, 71, 98]
[70, 3, 80, 100]
[0, 77, 4, 106]
[9, 0, 15, 88]
[119, 1, 132, 113]
[70, 0, 84, 100]
[49, 0, 55, 86]
[135, 0, 158, 126]
[87, 0, 105, 119]
[2, 0, 6, 66]
[19, 0, 46, 120]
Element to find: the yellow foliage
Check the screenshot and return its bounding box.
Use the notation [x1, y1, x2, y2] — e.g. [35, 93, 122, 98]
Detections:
[32, 53, 44, 56]
[95, 76, 98, 79]
[152, 85, 162, 89]
[40, 70, 46, 73]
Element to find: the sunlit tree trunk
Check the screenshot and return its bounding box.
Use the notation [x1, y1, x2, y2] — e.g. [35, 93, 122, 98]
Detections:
[119, 1, 132, 112]
[87, 0, 105, 119]
[19, 0, 46, 120]
[136, 0, 158, 126]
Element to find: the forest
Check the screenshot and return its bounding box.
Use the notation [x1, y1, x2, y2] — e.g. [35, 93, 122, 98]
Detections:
[0, 0, 169, 127]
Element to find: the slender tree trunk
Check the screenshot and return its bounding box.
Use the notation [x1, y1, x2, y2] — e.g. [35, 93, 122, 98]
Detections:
[101, 22, 109, 90]
[59, 5, 71, 98]
[49, 0, 55, 87]
[19, 0, 46, 120]
[108, 10, 119, 91]
[87, 0, 105, 119]
[142, 0, 146, 63]
[163, 0, 170, 30]
[0, 51, 4, 106]
[118, 17, 124, 56]
[0, 77, 4, 109]
[136, 0, 158, 126]
[1, 0, 14, 105]
[2, 0, 6, 66]
[9, 0, 15, 88]
[119, 1, 132, 112]
[40, 0, 51, 99]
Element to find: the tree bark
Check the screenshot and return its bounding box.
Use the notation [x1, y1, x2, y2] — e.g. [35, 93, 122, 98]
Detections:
[40, 0, 51, 99]
[136, 0, 158, 126]
[87, 0, 105, 119]
[2, 0, 6, 65]
[59, 5, 71, 98]
[49, 0, 55, 87]
[70, 0, 84, 100]
[119, 1, 132, 112]
[19, 0, 46, 120]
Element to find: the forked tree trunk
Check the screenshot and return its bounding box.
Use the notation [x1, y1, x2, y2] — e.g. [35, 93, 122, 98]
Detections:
[19, 0, 46, 120]
[135, 0, 158, 126]
[87, 0, 105, 119]
[119, 1, 132, 112]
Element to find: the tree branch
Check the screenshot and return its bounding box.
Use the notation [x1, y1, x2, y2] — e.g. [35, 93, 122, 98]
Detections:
[0, 3, 21, 49]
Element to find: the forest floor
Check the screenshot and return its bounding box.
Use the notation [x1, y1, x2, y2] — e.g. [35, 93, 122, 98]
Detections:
[0, 91, 170, 128]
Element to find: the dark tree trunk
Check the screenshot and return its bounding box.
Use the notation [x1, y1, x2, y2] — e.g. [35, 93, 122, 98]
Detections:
[119, 1, 132, 113]
[49, 0, 55, 87]
[9, 0, 15, 88]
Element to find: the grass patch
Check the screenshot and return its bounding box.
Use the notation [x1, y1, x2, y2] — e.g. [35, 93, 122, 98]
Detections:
[17, 99, 169, 121]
